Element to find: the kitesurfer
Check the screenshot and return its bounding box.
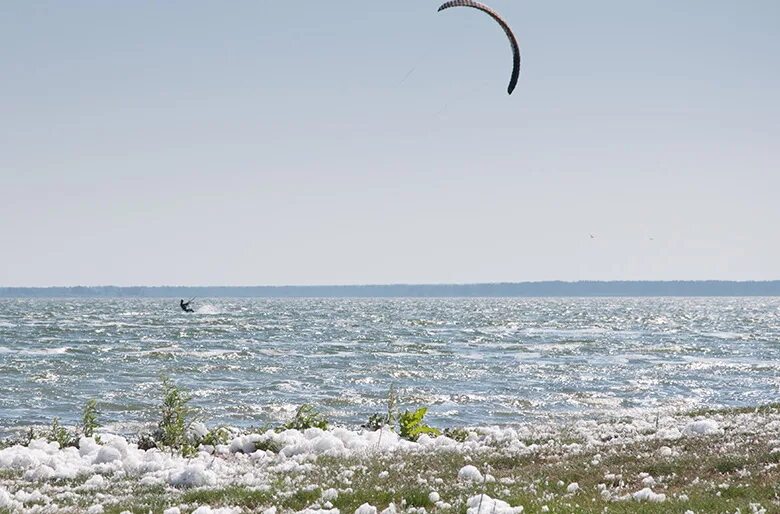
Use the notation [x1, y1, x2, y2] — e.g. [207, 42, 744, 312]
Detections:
[180, 299, 195, 313]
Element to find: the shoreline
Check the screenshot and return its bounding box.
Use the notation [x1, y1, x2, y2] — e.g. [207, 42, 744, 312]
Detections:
[1, 404, 779, 513]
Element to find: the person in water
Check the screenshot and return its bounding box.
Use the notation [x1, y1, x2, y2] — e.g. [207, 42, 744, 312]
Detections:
[180, 299, 194, 313]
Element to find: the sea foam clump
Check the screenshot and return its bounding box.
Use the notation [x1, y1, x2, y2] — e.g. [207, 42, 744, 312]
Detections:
[632, 487, 666, 503]
[683, 419, 721, 437]
[232, 427, 420, 459]
[466, 494, 523, 514]
[355, 503, 378, 514]
[458, 465, 484, 482]
[168, 463, 218, 488]
[0, 487, 21, 511]
[191, 507, 242, 514]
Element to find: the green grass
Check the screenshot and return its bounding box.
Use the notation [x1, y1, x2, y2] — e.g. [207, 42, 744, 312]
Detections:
[2, 403, 780, 513]
[181, 486, 274, 509]
[0, 468, 21, 480]
[55, 485, 173, 514]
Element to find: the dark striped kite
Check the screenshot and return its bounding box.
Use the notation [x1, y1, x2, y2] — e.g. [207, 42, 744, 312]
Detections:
[438, 1, 521, 95]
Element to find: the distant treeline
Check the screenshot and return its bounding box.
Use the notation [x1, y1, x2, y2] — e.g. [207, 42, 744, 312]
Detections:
[1, 281, 780, 298]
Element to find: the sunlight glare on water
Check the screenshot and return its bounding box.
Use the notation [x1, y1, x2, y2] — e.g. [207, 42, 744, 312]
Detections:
[0, 298, 778, 434]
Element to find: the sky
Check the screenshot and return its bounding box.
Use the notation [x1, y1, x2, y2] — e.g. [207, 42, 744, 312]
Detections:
[1, 1, 779, 286]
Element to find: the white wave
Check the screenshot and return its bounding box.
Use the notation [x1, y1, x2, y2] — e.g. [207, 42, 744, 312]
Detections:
[20, 347, 71, 356]
[195, 304, 222, 315]
[180, 348, 239, 359]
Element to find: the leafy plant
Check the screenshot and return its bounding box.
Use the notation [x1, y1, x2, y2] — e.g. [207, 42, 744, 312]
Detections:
[365, 384, 399, 431]
[81, 400, 101, 442]
[0, 428, 36, 450]
[385, 384, 398, 430]
[25, 427, 35, 446]
[152, 377, 196, 456]
[48, 417, 76, 448]
[444, 427, 470, 443]
[283, 404, 328, 431]
[254, 438, 283, 453]
[200, 426, 230, 447]
[137, 433, 157, 451]
[364, 413, 389, 431]
[398, 407, 441, 441]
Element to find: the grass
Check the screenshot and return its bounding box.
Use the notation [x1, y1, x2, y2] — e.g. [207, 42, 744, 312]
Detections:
[100, 487, 177, 514]
[231, 431, 776, 513]
[1, 405, 780, 513]
[181, 486, 274, 509]
[272, 421, 778, 514]
[0, 469, 21, 480]
[4, 453, 777, 513]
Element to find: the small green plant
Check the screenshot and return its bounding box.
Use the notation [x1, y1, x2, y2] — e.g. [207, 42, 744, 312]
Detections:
[48, 418, 76, 448]
[364, 413, 389, 431]
[81, 400, 101, 442]
[254, 438, 283, 453]
[713, 455, 748, 474]
[443, 427, 470, 442]
[283, 404, 329, 431]
[154, 377, 196, 456]
[137, 433, 157, 451]
[200, 426, 230, 447]
[365, 384, 399, 431]
[25, 427, 35, 445]
[0, 428, 36, 450]
[398, 407, 441, 441]
[385, 384, 398, 430]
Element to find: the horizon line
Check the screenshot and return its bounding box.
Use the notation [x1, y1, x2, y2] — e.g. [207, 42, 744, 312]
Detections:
[1, 279, 780, 288]
[3, 280, 780, 298]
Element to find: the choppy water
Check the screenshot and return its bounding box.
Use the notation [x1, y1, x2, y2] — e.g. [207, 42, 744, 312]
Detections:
[0, 298, 778, 435]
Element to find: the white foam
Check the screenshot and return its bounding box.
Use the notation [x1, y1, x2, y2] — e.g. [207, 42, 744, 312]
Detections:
[466, 494, 523, 514]
[632, 488, 666, 502]
[355, 504, 377, 514]
[168, 463, 217, 488]
[458, 465, 484, 482]
[195, 304, 222, 315]
[0, 408, 778, 512]
[0, 487, 20, 510]
[192, 507, 242, 514]
[683, 419, 721, 436]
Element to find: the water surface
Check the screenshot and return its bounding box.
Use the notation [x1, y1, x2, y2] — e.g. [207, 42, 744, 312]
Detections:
[0, 298, 778, 434]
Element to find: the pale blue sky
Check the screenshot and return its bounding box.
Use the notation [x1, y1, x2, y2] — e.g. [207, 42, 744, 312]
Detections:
[2, 1, 779, 286]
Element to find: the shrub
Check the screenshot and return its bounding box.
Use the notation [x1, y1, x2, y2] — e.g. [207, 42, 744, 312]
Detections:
[81, 400, 101, 442]
[385, 384, 398, 429]
[48, 418, 76, 448]
[147, 377, 197, 456]
[24, 427, 35, 446]
[713, 455, 748, 474]
[364, 413, 389, 431]
[444, 427, 470, 442]
[199, 426, 230, 447]
[398, 407, 441, 441]
[137, 433, 157, 451]
[0, 428, 36, 450]
[255, 438, 283, 453]
[365, 384, 399, 431]
[284, 404, 328, 431]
